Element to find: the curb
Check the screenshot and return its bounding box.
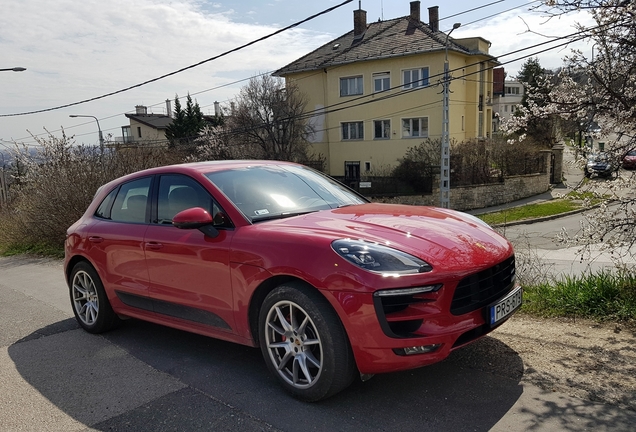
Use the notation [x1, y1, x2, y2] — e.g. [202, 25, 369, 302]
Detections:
[491, 202, 604, 228]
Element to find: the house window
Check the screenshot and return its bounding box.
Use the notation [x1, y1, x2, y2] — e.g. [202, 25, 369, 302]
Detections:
[137, 127, 142, 138]
[373, 72, 390, 93]
[342, 121, 364, 140]
[403, 67, 429, 89]
[364, 161, 371, 172]
[340, 76, 363, 96]
[122, 126, 132, 143]
[504, 105, 508, 112]
[505, 86, 520, 95]
[402, 117, 428, 138]
[461, 115, 465, 132]
[373, 119, 390, 139]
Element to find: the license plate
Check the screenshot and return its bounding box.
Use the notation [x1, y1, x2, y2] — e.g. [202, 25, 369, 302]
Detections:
[489, 286, 522, 326]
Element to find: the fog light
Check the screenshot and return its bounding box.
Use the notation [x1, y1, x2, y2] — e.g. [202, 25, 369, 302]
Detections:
[395, 344, 442, 356]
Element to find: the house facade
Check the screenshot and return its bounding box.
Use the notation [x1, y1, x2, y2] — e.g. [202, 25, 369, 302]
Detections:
[122, 104, 172, 145]
[492, 74, 524, 132]
[118, 100, 222, 146]
[274, 2, 499, 180]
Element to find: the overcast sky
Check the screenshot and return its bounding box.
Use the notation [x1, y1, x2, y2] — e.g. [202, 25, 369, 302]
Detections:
[1, 0, 594, 149]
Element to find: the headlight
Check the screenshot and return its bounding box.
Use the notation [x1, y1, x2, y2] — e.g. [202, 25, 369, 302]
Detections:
[331, 239, 432, 275]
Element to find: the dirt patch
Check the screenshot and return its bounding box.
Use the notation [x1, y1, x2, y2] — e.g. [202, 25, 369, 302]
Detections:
[449, 314, 636, 411]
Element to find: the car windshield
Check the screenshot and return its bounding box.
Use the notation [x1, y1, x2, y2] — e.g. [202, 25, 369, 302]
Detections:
[204, 164, 368, 222]
[588, 153, 608, 162]
[627, 150, 636, 156]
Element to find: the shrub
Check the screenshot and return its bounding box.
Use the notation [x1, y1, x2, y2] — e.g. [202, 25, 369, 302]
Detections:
[0, 132, 183, 252]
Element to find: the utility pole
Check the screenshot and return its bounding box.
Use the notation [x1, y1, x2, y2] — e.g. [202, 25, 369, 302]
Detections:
[441, 23, 461, 208]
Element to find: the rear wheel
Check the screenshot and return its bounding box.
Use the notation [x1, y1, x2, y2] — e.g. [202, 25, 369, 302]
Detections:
[259, 283, 356, 401]
[70, 261, 120, 333]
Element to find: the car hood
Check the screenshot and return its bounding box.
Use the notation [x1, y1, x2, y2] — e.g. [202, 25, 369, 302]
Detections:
[262, 203, 512, 272]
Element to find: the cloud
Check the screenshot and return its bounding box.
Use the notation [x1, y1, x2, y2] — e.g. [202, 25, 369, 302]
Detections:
[0, 0, 331, 144]
[0, 0, 597, 146]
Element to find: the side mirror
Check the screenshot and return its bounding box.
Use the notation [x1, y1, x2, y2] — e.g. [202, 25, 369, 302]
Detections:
[172, 207, 219, 238]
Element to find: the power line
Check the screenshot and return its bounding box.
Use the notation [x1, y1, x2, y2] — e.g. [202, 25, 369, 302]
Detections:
[4, 17, 619, 151]
[0, 0, 353, 118]
[2, 0, 607, 148]
[2, 0, 552, 145]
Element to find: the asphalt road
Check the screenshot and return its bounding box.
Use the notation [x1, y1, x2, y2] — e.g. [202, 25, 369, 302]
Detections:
[498, 207, 636, 277]
[2, 252, 636, 431]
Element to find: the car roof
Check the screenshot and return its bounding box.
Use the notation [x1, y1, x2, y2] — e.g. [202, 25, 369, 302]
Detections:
[98, 160, 305, 192]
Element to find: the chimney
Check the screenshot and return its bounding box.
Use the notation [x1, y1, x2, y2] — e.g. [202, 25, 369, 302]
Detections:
[166, 99, 172, 118]
[410, 1, 420, 22]
[214, 101, 221, 117]
[428, 6, 439, 32]
[353, 4, 367, 38]
[135, 105, 147, 115]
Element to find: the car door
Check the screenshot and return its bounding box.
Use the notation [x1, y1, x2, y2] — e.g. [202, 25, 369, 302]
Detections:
[144, 173, 236, 333]
[87, 176, 152, 310]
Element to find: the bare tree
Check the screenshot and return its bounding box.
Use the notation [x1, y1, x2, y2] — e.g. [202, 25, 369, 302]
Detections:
[226, 75, 314, 162]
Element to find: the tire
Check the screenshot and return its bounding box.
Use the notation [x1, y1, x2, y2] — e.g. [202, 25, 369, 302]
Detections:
[258, 283, 356, 401]
[69, 261, 120, 333]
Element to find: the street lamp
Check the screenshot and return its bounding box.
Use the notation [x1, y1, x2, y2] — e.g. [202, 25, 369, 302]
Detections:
[69, 114, 104, 154]
[0, 67, 26, 72]
[440, 22, 461, 209]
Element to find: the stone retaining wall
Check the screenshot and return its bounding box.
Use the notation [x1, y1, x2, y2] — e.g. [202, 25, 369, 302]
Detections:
[372, 146, 561, 211]
[375, 171, 551, 211]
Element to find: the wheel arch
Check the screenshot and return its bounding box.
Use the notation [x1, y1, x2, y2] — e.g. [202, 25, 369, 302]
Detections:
[248, 276, 334, 347]
[65, 255, 94, 286]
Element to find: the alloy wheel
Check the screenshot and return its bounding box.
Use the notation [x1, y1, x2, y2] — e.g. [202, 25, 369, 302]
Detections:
[264, 300, 323, 389]
[72, 270, 100, 326]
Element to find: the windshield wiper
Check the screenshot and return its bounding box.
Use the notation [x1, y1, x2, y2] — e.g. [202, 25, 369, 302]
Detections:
[251, 210, 317, 223]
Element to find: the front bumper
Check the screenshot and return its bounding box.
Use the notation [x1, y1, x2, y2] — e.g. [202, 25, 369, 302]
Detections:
[326, 256, 520, 375]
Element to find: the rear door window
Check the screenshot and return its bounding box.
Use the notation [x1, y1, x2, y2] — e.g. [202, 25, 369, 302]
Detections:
[109, 177, 152, 224]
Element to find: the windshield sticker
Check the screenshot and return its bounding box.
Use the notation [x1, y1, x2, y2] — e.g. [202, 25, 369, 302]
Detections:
[254, 209, 270, 216]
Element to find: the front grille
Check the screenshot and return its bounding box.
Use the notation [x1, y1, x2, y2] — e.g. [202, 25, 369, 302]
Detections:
[450, 256, 515, 315]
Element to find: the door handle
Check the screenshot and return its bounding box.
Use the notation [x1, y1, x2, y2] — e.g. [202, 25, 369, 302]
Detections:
[88, 236, 104, 243]
[145, 242, 163, 250]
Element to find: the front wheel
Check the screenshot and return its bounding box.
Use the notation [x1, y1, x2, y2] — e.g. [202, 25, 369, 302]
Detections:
[70, 261, 120, 333]
[259, 283, 356, 401]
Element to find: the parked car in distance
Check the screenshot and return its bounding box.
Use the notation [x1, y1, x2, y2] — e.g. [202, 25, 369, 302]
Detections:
[622, 149, 636, 170]
[64, 160, 521, 401]
[585, 152, 617, 178]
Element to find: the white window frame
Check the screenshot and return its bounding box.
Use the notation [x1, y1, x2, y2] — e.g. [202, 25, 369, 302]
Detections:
[373, 119, 391, 139]
[402, 67, 429, 89]
[342, 121, 364, 140]
[340, 76, 363, 97]
[401, 117, 429, 138]
[373, 72, 390, 93]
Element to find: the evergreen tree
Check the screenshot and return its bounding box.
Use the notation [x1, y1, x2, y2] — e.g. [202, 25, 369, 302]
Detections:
[165, 93, 207, 149]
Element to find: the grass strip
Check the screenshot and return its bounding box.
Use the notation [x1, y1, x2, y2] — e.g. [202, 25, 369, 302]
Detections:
[522, 271, 636, 322]
[478, 199, 581, 225]
[0, 243, 65, 258]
